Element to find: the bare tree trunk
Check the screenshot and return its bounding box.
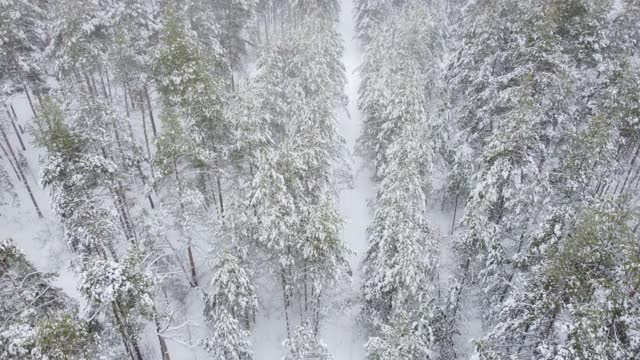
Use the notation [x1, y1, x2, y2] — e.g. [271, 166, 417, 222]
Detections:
[139, 98, 158, 194]
[0, 141, 20, 179]
[0, 124, 42, 218]
[108, 184, 133, 242]
[264, 16, 270, 46]
[99, 67, 110, 100]
[144, 84, 158, 138]
[281, 268, 291, 338]
[83, 72, 96, 98]
[114, 300, 145, 360]
[129, 85, 137, 111]
[9, 105, 22, 134]
[117, 183, 137, 243]
[140, 98, 152, 160]
[105, 67, 113, 102]
[112, 303, 136, 360]
[451, 192, 459, 235]
[90, 74, 100, 97]
[5, 107, 26, 151]
[135, 162, 155, 209]
[174, 157, 198, 287]
[124, 86, 130, 118]
[187, 246, 197, 286]
[22, 82, 37, 117]
[303, 258, 308, 314]
[314, 290, 321, 335]
[152, 303, 171, 360]
[216, 176, 225, 215]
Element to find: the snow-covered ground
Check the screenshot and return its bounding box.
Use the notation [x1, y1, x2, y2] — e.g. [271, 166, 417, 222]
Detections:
[321, 0, 374, 359]
[0, 93, 81, 301]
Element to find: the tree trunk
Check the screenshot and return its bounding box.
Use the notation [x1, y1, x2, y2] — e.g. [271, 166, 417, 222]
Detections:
[144, 85, 158, 138]
[112, 303, 135, 360]
[314, 290, 321, 335]
[135, 162, 155, 209]
[152, 303, 171, 360]
[281, 268, 291, 338]
[174, 157, 198, 287]
[129, 85, 137, 111]
[0, 140, 21, 179]
[112, 301, 144, 360]
[124, 86, 130, 118]
[303, 258, 308, 314]
[140, 99, 152, 160]
[264, 17, 270, 46]
[451, 192, 459, 235]
[117, 183, 137, 243]
[105, 67, 113, 102]
[99, 68, 110, 100]
[90, 74, 100, 97]
[5, 108, 26, 151]
[0, 124, 42, 217]
[83, 72, 95, 98]
[22, 82, 37, 117]
[216, 176, 225, 215]
[9, 105, 22, 134]
[109, 184, 133, 242]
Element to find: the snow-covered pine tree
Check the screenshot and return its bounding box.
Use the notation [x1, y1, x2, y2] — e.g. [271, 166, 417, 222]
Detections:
[354, 0, 396, 43]
[0, 0, 48, 114]
[358, 1, 444, 356]
[109, 0, 159, 113]
[477, 198, 640, 359]
[154, 109, 205, 287]
[361, 123, 437, 322]
[36, 98, 155, 360]
[206, 0, 256, 81]
[0, 240, 94, 359]
[358, 0, 440, 180]
[366, 305, 440, 360]
[47, 0, 112, 89]
[154, 2, 229, 218]
[244, 6, 349, 338]
[450, 0, 577, 329]
[202, 252, 257, 359]
[283, 322, 333, 360]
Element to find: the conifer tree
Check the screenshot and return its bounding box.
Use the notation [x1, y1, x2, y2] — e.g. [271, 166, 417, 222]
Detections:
[37, 98, 153, 360]
[283, 322, 333, 360]
[0, 240, 95, 359]
[0, 0, 48, 112]
[202, 252, 257, 359]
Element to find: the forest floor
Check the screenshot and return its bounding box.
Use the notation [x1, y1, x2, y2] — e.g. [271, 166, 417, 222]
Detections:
[320, 0, 374, 358]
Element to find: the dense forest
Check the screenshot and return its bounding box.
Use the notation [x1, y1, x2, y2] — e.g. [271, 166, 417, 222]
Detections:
[1, 0, 639, 359]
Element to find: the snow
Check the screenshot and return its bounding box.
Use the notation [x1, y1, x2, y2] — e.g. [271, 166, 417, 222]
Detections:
[0, 2, 473, 359]
[320, 1, 374, 359]
[0, 93, 81, 303]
